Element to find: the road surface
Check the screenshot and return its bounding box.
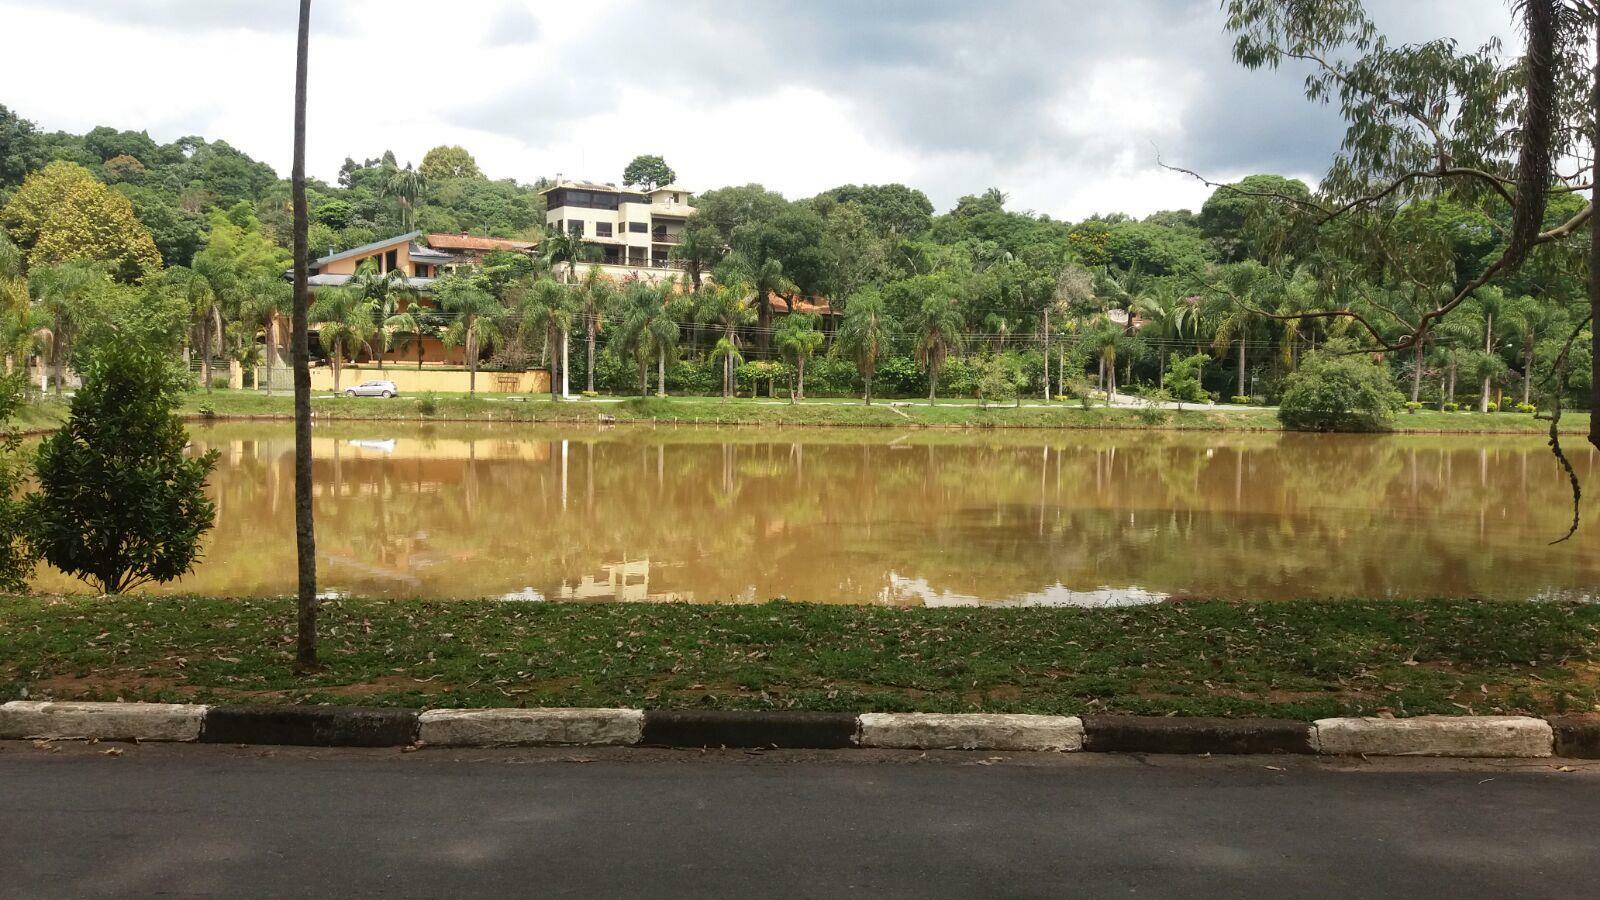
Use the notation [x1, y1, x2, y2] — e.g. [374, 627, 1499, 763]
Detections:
[3, 742, 1596, 898]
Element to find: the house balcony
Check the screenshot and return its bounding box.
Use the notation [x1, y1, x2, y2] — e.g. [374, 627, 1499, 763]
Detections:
[651, 232, 683, 245]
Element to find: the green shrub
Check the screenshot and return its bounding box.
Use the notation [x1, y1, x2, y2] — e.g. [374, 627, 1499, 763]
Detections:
[1276, 343, 1404, 432]
[209, 374, 229, 390]
[579, 390, 599, 399]
[198, 403, 217, 421]
[976, 356, 1024, 408]
[27, 341, 221, 594]
[1163, 354, 1209, 404]
[1442, 401, 1460, 412]
[1515, 402, 1537, 414]
[1229, 395, 1251, 405]
[416, 392, 439, 416]
[1404, 401, 1423, 414]
[1483, 402, 1498, 413]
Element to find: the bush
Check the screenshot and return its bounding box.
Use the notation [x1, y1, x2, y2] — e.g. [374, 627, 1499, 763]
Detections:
[1405, 401, 1423, 414]
[580, 390, 599, 399]
[1229, 395, 1251, 405]
[1515, 402, 1537, 414]
[416, 392, 439, 416]
[875, 355, 923, 397]
[976, 356, 1025, 408]
[1483, 402, 1498, 413]
[198, 403, 217, 420]
[1276, 344, 1404, 432]
[27, 341, 220, 593]
[1442, 401, 1460, 412]
[1163, 353, 1209, 405]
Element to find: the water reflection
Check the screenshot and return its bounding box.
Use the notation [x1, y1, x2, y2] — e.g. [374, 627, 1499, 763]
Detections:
[29, 422, 1600, 605]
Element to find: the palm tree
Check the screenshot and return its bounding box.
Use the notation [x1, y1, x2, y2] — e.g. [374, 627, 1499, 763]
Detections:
[348, 261, 418, 370]
[174, 267, 223, 392]
[309, 286, 376, 392]
[0, 234, 37, 372]
[382, 163, 426, 230]
[1133, 281, 1197, 387]
[743, 256, 796, 353]
[291, 0, 317, 669]
[517, 278, 574, 401]
[671, 225, 723, 292]
[617, 282, 676, 396]
[540, 230, 583, 283]
[1088, 323, 1126, 404]
[1505, 294, 1558, 406]
[1205, 262, 1272, 400]
[234, 274, 292, 388]
[1466, 287, 1509, 412]
[28, 261, 100, 395]
[774, 313, 824, 402]
[435, 275, 503, 396]
[911, 292, 964, 404]
[697, 280, 754, 398]
[834, 289, 894, 405]
[576, 266, 616, 392]
[707, 337, 744, 399]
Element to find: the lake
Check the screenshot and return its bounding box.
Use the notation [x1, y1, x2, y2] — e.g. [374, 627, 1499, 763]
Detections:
[29, 421, 1600, 605]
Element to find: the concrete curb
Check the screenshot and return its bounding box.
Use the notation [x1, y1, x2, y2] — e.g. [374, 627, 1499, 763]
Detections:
[0, 701, 207, 742]
[200, 706, 419, 747]
[858, 713, 1084, 751]
[418, 708, 643, 747]
[4, 702, 1593, 757]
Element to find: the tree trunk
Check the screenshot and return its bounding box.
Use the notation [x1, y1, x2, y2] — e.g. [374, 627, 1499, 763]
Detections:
[291, 0, 318, 671]
[797, 355, 806, 401]
[1042, 307, 1051, 401]
[467, 319, 477, 397]
[561, 328, 570, 399]
[1593, 20, 1600, 452]
[928, 361, 938, 404]
[1480, 313, 1494, 413]
[1411, 342, 1424, 403]
[865, 371, 873, 405]
[1236, 337, 1247, 398]
[657, 350, 666, 396]
[550, 330, 559, 402]
[417, 332, 424, 369]
[1523, 338, 1535, 406]
[586, 318, 596, 393]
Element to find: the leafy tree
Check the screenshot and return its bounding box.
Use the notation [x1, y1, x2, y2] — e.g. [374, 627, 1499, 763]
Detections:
[26, 340, 220, 593]
[834, 288, 894, 404]
[419, 145, 482, 181]
[812, 183, 934, 237]
[774, 312, 824, 401]
[910, 290, 964, 403]
[1, 161, 162, 280]
[976, 355, 1024, 408]
[1164, 353, 1209, 405]
[309, 286, 375, 392]
[516, 278, 574, 401]
[1197, 174, 1312, 263]
[436, 273, 502, 395]
[696, 281, 754, 397]
[575, 266, 617, 392]
[1278, 343, 1404, 432]
[347, 261, 417, 370]
[382, 162, 427, 230]
[616, 281, 679, 396]
[622, 154, 675, 190]
[0, 104, 47, 188]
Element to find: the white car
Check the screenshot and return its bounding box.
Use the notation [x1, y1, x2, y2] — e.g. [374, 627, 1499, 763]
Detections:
[344, 380, 399, 398]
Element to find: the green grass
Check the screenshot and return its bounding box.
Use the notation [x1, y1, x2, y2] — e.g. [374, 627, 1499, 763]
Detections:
[174, 390, 1593, 434]
[3, 595, 1597, 719]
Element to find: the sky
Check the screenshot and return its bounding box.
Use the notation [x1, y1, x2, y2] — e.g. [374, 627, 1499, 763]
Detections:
[0, 0, 1514, 220]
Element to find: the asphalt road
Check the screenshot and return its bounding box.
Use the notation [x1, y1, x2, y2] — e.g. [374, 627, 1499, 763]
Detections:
[3, 743, 1598, 898]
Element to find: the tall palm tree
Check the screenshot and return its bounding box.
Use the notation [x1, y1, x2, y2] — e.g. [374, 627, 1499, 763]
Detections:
[309, 286, 376, 392]
[697, 280, 754, 398]
[1088, 323, 1127, 403]
[744, 256, 796, 353]
[435, 274, 503, 396]
[1205, 262, 1272, 400]
[235, 273, 292, 387]
[774, 312, 824, 402]
[617, 282, 675, 396]
[291, 0, 318, 670]
[382, 163, 426, 230]
[576, 266, 616, 392]
[911, 292, 964, 404]
[671, 224, 723, 292]
[383, 305, 430, 370]
[540, 230, 583, 284]
[518, 278, 574, 401]
[0, 234, 37, 372]
[1132, 281, 1197, 387]
[169, 267, 223, 392]
[1505, 294, 1558, 406]
[834, 289, 894, 405]
[348, 261, 417, 370]
[1466, 287, 1509, 412]
[27, 261, 99, 395]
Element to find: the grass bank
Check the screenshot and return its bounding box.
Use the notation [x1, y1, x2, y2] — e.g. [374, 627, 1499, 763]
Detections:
[4, 596, 1597, 720]
[177, 390, 1592, 434]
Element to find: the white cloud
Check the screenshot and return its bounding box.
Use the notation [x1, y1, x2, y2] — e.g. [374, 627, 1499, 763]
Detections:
[0, 0, 1515, 219]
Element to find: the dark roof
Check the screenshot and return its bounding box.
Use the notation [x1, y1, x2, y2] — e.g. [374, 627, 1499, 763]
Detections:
[312, 231, 421, 268]
[408, 242, 457, 263]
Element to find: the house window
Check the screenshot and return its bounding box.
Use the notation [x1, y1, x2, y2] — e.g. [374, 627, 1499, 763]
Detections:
[385, 249, 398, 272]
[568, 220, 585, 237]
[673, 193, 681, 203]
[596, 222, 613, 237]
[628, 221, 647, 233]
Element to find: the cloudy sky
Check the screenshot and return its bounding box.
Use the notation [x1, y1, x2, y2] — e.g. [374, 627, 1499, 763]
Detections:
[1, 0, 1513, 219]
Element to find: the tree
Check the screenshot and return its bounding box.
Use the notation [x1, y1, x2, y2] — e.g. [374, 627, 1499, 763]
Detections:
[436, 274, 502, 395]
[382, 162, 427, 230]
[977, 355, 1023, 408]
[0, 373, 35, 592]
[517, 278, 574, 401]
[170, 266, 222, 391]
[725, 254, 795, 352]
[672, 223, 722, 292]
[910, 291, 964, 403]
[310, 286, 375, 392]
[0, 104, 47, 189]
[26, 340, 220, 593]
[27, 260, 101, 394]
[419, 145, 482, 181]
[1278, 343, 1405, 432]
[834, 289, 894, 405]
[1, 161, 161, 281]
[348, 261, 418, 370]
[622, 154, 675, 190]
[1164, 353, 1209, 405]
[540, 229, 583, 283]
[697, 281, 754, 397]
[575, 266, 616, 392]
[774, 313, 824, 402]
[617, 281, 678, 396]
[291, 0, 319, 671]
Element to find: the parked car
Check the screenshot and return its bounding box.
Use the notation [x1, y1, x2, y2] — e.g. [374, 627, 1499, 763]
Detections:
[344, 380, 399, 398]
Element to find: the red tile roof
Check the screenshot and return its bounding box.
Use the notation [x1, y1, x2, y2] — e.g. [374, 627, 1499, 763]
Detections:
[768, 292, 834, 316]
[426, 233, 536, 253]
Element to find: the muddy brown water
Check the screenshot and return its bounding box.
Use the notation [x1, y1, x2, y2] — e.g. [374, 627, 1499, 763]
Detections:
[28, 421, 1600, 605]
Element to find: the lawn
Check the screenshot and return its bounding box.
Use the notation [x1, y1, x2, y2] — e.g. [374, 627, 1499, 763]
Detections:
[173, 389, 1594, 434]
[4, 595, 1597, 720]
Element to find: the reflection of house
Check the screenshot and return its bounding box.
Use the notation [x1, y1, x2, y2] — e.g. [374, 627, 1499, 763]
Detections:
[557, 558, 684, 603]
[542, 180, 699, 283]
